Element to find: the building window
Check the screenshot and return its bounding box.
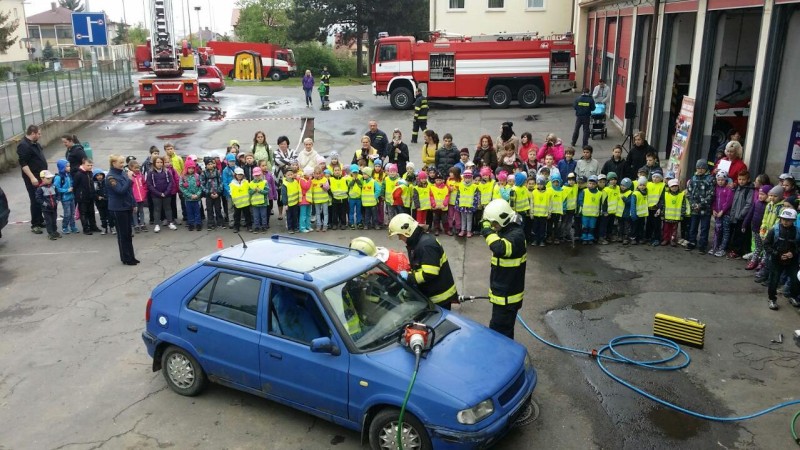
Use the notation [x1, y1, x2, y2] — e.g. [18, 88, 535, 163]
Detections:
[488, 0, 505, 8]
[28, 26, 41, 39]
[527, 0, 545, 9]
[449, 0, 465, 8]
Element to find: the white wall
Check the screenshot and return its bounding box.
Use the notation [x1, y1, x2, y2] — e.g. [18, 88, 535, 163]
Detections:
[431, 0, 572, 36]
[765, 10, 800, 177]
[0, 0, 30, 63]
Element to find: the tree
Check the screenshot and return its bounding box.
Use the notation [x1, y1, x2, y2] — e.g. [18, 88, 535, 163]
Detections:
[128, 24, 149, 46]
[217, 33, 232, 42]
[111, 23, 128, 45]
[42, 42, 56, 61]
[234, 0, 292, 45]
[58, 0, 84, 12]
[0, 10, 20, 53]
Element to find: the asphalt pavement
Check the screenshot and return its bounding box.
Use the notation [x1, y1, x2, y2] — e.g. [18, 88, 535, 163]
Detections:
[0, 84, 798, 449]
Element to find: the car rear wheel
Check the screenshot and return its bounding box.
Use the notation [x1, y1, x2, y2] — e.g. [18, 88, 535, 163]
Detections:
[488, 85, 512, 109]
[199, 84, 211, 98]
[161, 346, 207, 396]
[369, 408, 432, 450]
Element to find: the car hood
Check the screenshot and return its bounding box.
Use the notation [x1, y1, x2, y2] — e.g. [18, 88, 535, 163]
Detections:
[364, 311, 526, 405]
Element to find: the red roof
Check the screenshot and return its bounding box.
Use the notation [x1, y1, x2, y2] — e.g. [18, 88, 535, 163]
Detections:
[27, 6, 74, 25]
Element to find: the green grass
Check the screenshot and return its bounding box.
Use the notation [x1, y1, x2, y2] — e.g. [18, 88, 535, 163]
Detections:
[225, 76, 371, 88]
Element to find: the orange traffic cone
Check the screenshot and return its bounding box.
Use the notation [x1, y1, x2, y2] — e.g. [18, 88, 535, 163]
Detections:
[216, 238, 224, 249]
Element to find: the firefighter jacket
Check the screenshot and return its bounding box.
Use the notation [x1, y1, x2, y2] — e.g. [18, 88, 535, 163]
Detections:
[414, 94, 429, 120]
[481, 220, 526, 305]
[405, 227, 458, 304]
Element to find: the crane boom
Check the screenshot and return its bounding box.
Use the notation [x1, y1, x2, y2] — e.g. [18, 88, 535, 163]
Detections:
[150, 0, 182, 77]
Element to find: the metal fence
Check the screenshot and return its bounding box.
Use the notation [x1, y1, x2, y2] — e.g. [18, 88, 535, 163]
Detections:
[0, 60, 132, 142]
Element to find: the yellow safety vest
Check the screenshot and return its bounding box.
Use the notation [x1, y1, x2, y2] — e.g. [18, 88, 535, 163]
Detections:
[401, 184, 413, 208]
[604, 185, 620, 216]
[384, 177, 398, 202]
[478, 180, 495, 206]
[663, 191, 687, 221]
[311, 178, 329, 204]
[341, 296, 362, 336]
[414, 185, 431, 210]
[548, 187, 565, 215]
[348, 178, 362, 199]
[329, 176, 348, 200]
[447, 179, 459, 206]
[458, 182, 478, 208]
[250, 179, 267, 206]
[647, 181, 665, 208]
[511, 186, 530, 212]
[565, 184, 578, 211]
[530, 188, 550, 217]
[361, 180, 377, 207]
[283, 179, 299, 206]
[633, 190, 649, 217]
[430, 184, 449, 210]
[581, 189, 602, 217]
[230, 180, 251, 208]
[618, 190, 631, 216]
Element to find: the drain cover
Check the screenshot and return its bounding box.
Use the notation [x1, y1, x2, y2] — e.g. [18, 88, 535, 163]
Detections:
[512, 397, 540, 428]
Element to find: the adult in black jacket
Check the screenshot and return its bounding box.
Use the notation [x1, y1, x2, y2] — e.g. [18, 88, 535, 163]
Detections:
[601, 145, 627, 176]
[388, 214, 458, 309]
[624, 132, 657, 180]
[107, 155, 138, 265]
[480, 199, 527, 339]
[73, 159, 99, 234]
[386, 129, 410, 175]
[17, 125, 48, 233]
[366, 120, 390, 159]
[62, 134, 87, 176]
[435, 133, 460, 177]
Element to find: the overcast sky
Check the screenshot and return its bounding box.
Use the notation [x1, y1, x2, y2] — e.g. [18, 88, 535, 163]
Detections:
[25, 0, 236, 37]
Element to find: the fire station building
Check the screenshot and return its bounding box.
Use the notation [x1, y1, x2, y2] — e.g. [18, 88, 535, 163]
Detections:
[573, 0, 800, 178]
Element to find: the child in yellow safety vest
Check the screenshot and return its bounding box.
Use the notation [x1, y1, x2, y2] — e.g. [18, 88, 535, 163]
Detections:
[657, 178, 690, 246]
[311, 167, 330, 232]
[383, 163, 402, 223]
[429, 171, 450, 236]
[456, 170, 479, 237]
[646, 171, 666, 246]
[755, 185, 785, 282]
[548, 173, 566, 244]
[328, 166, 349, 230]
[280, 168, 300, 233]
[578, 175, 602, 244]
[476, 167, 496, 228]
[529, 176, 551, 246]
[229, 167, 251, 233]
[510, 172, 531, 239]
[347, 164, 364, 230]
[446, 167, 462, 236]
[561, 173, 578, 243]
[631, 176, 650, 244]
[392, 178, 411, 216]
[360, 167, 381, 230]
[599, 172, 620, 244]
[249, 167, 270, 233]
[373, 160, 387, 227]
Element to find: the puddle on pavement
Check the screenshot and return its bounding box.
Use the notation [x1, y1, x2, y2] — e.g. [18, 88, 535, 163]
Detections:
[647, 407, 706, 439]
[571, 292, 624, 311]
[260, 99, 290, 109]
[155, 132, 194, 140]
[341, 129, 357, 135]
[330, 435, 346, 445]
[571, 269, 597, 277]
[328, 100, 363, 110]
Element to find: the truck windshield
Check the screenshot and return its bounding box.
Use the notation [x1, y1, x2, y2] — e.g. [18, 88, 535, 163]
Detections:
[323, 263, 436, 351]
[287, 50, 295, 64]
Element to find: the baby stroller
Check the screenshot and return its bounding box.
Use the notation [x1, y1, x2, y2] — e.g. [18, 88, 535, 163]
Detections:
[590, 103, 607, 139]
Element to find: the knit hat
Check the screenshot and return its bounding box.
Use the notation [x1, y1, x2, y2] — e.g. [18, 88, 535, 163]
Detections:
[606, 172, 617, 180]
[668, 179, 679, 188]
[252, 167, 263, 176]
[769, 185, 785, 197]
[638, 176, 648, 185]
[460, 147, 470, 156]
[550, 172, 562, 182]
[480, 167, 493, 178]
[497, 171, 508, 182]
[237, 152, 246, 158]
[323, 169, 331, 176]
[638, 166, 648, 174]
[578, 176, 588, 183]
[760, 184, 773, 195]
[716, 170, 728, 180]
[514, 171, 527, 186]
[651, 171, 663, 180]
[184, 159, 197, 172]
[316, 155, 326, 165]
[385, 163, 398, 173]
[374, 159, 383, 167]
[696, 159, 708, 169]
[361, 167, 373, 177]
[666, 171, 676, 179]
[463, 170, 473, 178]
[588, 175, 598, 182]
[225, 153, 236, 162]
[229, 139, 240, 147]
[417, 171, 427, 181]
[57, 159, 68, 173]
[536, 176, 546, 185]
[329, 151, 339, 159]
[234, 167, 244, 175]
[406, 162, 415, 170]
[303, 167, 314, 176]
[350, 164, 359, 173]
[567, 173, 576, 178]
[786, 196, 799, 208]
[597, 174, 607, 180]
[620, 178, 633, 189]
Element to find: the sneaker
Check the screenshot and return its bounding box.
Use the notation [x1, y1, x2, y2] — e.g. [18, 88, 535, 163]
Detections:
[789, 297, 800, 307]
[685, 243, 696, 251]
[714, 250, 726, 257]
[83, 230, 93, 235]
[660, 240, 669, 246]
[31, 226, 43, 234]
[745, 260, 758, 270]
[434, 230, 440, 236]
[651, 241, 660, 247]
[48, 234, 58, 240]
[742, 252, 753, 260]
[726, 251, 740, 259]
[289, 230, 295, 234]
[55, 232, 62, 238]
[100, 228, 108, 235]
[111, 228, 116, 235]
[599, 239, 609, 245]
[350, 224, 356, 230]
[622, 239, 629, 245]
[539, 242, 545, 247]
[768, 300, 779, 310]
[458, 231, 465, 237]
[554, 239, 561, 245]
[188, 225, 195, 231]
[62, 229, 70, 235]
[142, 225, 149, 232]
[754, 276, 767, 283]
[467, 232, 473, 238]
[154, 225, 161, 233]
[707, 248, 716, 255]
[698, 248, 706, 255]
[168, 223, 177, 230]
[134, 226, 140, 233]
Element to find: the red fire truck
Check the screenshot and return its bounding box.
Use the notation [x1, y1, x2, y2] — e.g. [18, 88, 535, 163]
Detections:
[372, 32, 576, 110]
[206, 41, 297, 81]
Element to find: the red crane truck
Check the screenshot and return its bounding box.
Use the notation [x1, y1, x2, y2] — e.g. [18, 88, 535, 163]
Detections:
[372, 32, 576, 110]
[206, 41, 297, 81]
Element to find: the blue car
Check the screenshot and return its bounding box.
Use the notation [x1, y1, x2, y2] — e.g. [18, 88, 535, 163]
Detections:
[142, 235, 537, 449]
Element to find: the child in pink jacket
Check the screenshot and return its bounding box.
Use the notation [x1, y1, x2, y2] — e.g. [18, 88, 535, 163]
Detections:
[130, 160, 149, 232]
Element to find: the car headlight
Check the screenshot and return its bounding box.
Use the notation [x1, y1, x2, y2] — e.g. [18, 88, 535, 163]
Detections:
[457, 399, 494, 425]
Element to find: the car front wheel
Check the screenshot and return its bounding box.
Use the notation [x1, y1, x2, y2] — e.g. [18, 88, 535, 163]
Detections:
[199, 84, 211, 98]
[161, 346, 207, 396]
[369, 408, 432, 450]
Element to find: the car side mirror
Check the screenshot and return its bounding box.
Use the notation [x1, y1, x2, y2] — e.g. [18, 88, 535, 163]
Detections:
[310, 337, 340, 356]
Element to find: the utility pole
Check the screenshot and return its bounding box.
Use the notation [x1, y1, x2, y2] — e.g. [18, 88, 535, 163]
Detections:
[194, 6, 202, 47]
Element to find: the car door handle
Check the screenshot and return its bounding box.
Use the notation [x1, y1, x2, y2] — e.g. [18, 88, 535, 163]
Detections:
[269, 352, 282, 360]
[186, 325, 198, 332]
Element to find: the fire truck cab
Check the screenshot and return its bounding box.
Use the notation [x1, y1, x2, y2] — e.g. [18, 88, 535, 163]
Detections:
[372, 33, 576, 110]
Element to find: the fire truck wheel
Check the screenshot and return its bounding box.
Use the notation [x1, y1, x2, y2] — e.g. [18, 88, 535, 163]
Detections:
[270, 71, 283, 82]
[390, 87, 414, 110]
[488, 85, 512, 109]
[518, 85, 542, 108]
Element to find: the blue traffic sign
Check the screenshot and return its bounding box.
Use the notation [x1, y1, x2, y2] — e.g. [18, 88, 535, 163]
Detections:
[72, 12, 108, 46]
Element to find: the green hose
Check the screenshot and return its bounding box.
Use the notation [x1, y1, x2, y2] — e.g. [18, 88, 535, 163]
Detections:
[397, 352, 421, 450]
[792, 409, 800, 446]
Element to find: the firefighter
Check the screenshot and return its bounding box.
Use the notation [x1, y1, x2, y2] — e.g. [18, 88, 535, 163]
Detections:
[571, 88, 595, 148]
[349, 236, 411, 275]
[411, 88, 428, 144]
[480, 198, 527, 340]
[388, 213, 458, 309]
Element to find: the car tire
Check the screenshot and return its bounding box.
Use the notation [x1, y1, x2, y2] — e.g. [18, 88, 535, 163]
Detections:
[161, 346, 207, 396]
[488, 85, 512, 109]
[390, 87, 414, 110]
[369, 408, 432, 450]
[199, 84, 211, 98]
[517, 84, 543, 108]
[270, 71, 282, 82]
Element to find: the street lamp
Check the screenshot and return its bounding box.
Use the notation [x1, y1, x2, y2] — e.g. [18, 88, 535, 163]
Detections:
[194, 6, 202, 47]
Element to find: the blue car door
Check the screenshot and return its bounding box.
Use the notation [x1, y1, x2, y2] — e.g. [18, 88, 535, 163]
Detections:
[259, 282, 350, 420]
[180, 270, 263, 390]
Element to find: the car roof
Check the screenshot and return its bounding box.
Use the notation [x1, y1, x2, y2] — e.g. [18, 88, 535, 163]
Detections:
[202, 235, 378, 288]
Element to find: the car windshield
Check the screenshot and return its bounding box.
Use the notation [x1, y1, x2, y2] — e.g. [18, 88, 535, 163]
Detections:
[323, 263, 436, 351]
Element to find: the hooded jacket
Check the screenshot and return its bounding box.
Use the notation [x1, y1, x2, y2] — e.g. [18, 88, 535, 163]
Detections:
[730, 182, 754, 223]
[202, 167, 223, 197]
[745, 185, 771, 230]
[131, 170, 148, 203]
[222, 155, 237, 196]
[179, 161, 203, 200]
[35, 182, 59, 212]
[687, 172, 714, 215]
[73, 167, 95, 203]
[93, 170, 108, 203]
[54, 159, 74, 202]
[66, 144, 87, 175]
[147, 167, 172, 197]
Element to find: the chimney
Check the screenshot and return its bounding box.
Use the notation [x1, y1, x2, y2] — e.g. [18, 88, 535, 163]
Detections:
[51, 2, 57, 11]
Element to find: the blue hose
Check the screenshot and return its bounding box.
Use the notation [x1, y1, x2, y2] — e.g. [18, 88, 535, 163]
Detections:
[517, 314, 800, 421]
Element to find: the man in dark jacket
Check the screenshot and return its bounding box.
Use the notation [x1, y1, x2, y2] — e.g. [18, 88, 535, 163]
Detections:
[17, 125, 48, 234]
[73, 159, 99, 234]
[481, 199, 527, 339]
[411, 88, 428, 143]
[763, 208, 800, 310]
[571, 88, 595, 148]
[624, 132, 657, 180]
[388, 213, 458, 310]
[601, 145, 627, 176]
[366, 120, 390, 159]
[435, 133, 460, 177]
